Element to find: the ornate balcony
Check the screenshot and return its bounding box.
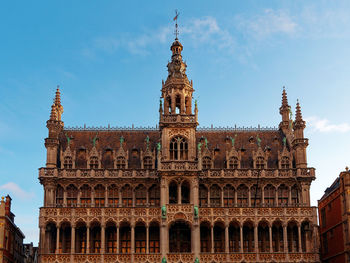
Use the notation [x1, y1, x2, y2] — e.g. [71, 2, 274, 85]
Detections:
[160, 114, 196, 124]
[159, 161, 198, 171]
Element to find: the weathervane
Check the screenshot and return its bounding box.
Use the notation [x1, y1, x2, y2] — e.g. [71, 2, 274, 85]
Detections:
[173, 10, 179, 39]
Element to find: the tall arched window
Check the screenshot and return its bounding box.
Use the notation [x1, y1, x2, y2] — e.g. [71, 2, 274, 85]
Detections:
[149, 185, 160, 207]
[94, 185, 105, 207]
[291, 185, 299, 205]
[224, 185, 235, 207]
[169, 137, 188, 160]
[281, 156, 290, 169]
[108, 185, 119, 207]
[66, 184, 78, 207]
[229, 157, 239, 169]
[56, 185, 64, 206]
[202, 157, 211, 170]
[256, 156, 265, 169]
[181, 181, 190, 204]
[121, 185, 132, 207]
[80, 185, 91, 207]
[251, 185, 261, 207]
[199, 185, 208, 207]
[278, 184, 289, 206]
[237, 185, 248, 206]
[169, 181, 178, 204]
[264, 184, 276, 206]
[210, 185, 221, 207]
[135, 185, 147, 206]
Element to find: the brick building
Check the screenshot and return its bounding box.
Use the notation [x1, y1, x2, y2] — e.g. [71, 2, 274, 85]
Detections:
[318, 168, 350, 262]
[0, 195, 25, 263]
[38, 30, 320, 262]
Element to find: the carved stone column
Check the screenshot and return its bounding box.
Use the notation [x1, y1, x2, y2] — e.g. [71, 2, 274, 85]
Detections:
[298, 224, 302, 252]
[240, 225, 243, 253]
[269, 225, 273, 253]
[254, 225, 258, 253]
[71, 226, 75, 254]
[55, 226, 60, 254]
[131, 224, 135, 254]
[146, 225, 149, 254]
[211, 225, 214, 253]
[248, 188, 251, 207]
[116, 225, 120, 254]
[283, 224, 288, 253]
[225, 224, 229, 253]
[101, 225, 105, 254]
[87, 227, 90, 253]
[63, 190, 67, 207]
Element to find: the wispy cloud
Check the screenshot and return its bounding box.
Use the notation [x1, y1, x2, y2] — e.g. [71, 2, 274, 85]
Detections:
[235, 9, 298, 40]
[306, 116, 350, 133]
[0, 182, 35, 200]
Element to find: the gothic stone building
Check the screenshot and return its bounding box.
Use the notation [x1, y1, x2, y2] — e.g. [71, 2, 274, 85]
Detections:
[38, 36, 319, 263]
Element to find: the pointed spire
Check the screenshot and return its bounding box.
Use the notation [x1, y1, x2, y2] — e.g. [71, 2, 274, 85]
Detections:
[295, 99, 303, 122]
[53, 85, 64, 121]
[282, 86, 288, 108]
[49, 103, 57, 121]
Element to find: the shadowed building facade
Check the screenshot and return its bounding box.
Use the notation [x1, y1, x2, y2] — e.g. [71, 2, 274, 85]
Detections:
[38, 35, 320, 262]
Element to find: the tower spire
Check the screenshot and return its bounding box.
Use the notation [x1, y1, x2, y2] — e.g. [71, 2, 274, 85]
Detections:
[173, 10, 179, 40]
[295, 99, 303, 122]
[54, 85, 64, 121]
[279, 86, 291, 131]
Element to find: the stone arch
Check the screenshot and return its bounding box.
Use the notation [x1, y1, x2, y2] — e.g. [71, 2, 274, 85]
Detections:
[181, 180, 190, 204]
[169, 180, 178, 204]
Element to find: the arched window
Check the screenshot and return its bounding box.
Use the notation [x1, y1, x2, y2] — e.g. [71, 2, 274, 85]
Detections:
[135, 223, 146, 253]
[272, 221, 284, 252]
[80, 185, 91, 207]
[278, 184, 289, 206]
[149, 185, 160, 207]
[229, 157, 239, 169]
[200, 222, 211, 252]
[256, 156, 265, 169]
[120, 222, 131, 254]
[116, 157, 126, 169]
[169, 181, 178, 204]
[66, 184, 78, 207]
[108, 185, 119, 207]
[45, 223, 57, 253]
[264, 184, 276, 206]
[243, 221, 254, 252]
[94, 185, 105, 207]
[210, 185, 221, 207]
[199, 184, 208, 207]
[169, 137, 188, 160]
[106, 222, 117, 253]
[64, 156, 73, 169]
[291, 185, 299, 204]
[202, 157, 211, 170]
[237, 185, 248, 206]
[281, 156, 290, 169]
[214, 222, 225, 252]
[251, 185, 262, 207]
[89, 156, 98, 169]
[90, 222, 101, 253]
[121, 185, 132, 207]
[135, 185, 146, 206]
[56, 185, 64, 206]
[181, 181, 190, 204]
[143, 156, 152, 169]
[75, 222, 86, 253]
[149, 222, 160, 253]
[229, 222, 240, 252]
[224, 185, 235, 207]
[169, 222, 191, 252]
[102, 149, 114, 169]
[287, 221, 299, 252]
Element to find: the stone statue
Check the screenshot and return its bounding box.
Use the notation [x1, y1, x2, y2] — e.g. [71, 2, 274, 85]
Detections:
[65, 133, 72, 146]
[162, 257, 167, 263]
[256, 135, 261, 147]
[195, 257, 199, 263]
[120, 136, 124, 145]
[204, 137, 208, 148]
[230, 134, 237, 147]
[145, 135, 150, 150]
[194, 206, 198, 218]
[157, 142, 161, 152]
[283, 137, 287, 147]
[91, 132, 99, 147]
[161, 205, 166, 218]
[197, 142, 202, 151]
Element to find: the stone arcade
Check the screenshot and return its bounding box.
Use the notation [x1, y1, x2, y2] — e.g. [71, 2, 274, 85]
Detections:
[38, 34, 319, 262]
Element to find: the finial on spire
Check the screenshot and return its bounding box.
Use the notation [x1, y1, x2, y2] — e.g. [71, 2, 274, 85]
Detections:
[282, 86, 288, 108]
[173, 10, 180, 40]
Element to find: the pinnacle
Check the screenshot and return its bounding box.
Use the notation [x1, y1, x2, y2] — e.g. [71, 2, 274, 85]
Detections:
[50, 103, 57, 121]
[54, 85, 61, 108]
[295, 99, 303, 122]
[281, 87, 288, 108]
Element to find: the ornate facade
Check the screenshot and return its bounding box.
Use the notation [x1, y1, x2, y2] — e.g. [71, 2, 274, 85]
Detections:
[38, 34, 319, 262]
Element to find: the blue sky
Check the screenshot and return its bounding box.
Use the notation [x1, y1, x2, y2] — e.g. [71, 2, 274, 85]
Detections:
[1, 1, 350, 244]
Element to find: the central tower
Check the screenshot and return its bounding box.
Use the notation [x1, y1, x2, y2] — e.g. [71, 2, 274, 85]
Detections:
[159, 36, 198, 161]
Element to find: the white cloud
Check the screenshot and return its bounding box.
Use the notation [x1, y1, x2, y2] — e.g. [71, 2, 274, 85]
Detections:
[236, 9, 298, 40]
[305, 116, 350, 133]
[0, 182, 35, 200]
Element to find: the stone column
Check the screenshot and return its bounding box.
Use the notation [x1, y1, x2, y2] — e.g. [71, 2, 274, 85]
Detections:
[71, 226, 75, 254]
[234, 191, 237, 206]
[91, 190, 95, 207]
[240, 226, 243, 253]
[261, 188, 265, 206]
[298, 225, 302, 252]
[269, 226, 273, 253]
[275, 190, 279, 207]
[192, 223, 200, 258]
[118, 191, 122, 207]
[288, 187, 292, 206]
[63, 190, 67, 207]
[171, 94, 176, 114]
[146, 225, 149, 254]
[248, 188, 251, 207]
[225, 225, 229, 253]
[105, 188, 108, 207]
[254, 225, 258, 253]
[221, 190, 224, 207]
[101, 225, 105, 254]
[116, 226, 120, 254]
[40, 227, 45, 254]
[87, 227, 90, 253]
[283, 225, 288, 253]
[56, 227, 60, 254]
[131, 224, 135, 254]
[211, 225, 214, 253]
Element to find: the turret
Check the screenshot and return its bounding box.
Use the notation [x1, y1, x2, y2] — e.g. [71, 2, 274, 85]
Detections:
[292, 100, 308, 168]
[45, 86, 64, 167]
[279, 87, 291, 132]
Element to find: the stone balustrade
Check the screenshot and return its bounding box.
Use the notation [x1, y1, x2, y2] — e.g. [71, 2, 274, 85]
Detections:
[39, 167, 316, 179]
